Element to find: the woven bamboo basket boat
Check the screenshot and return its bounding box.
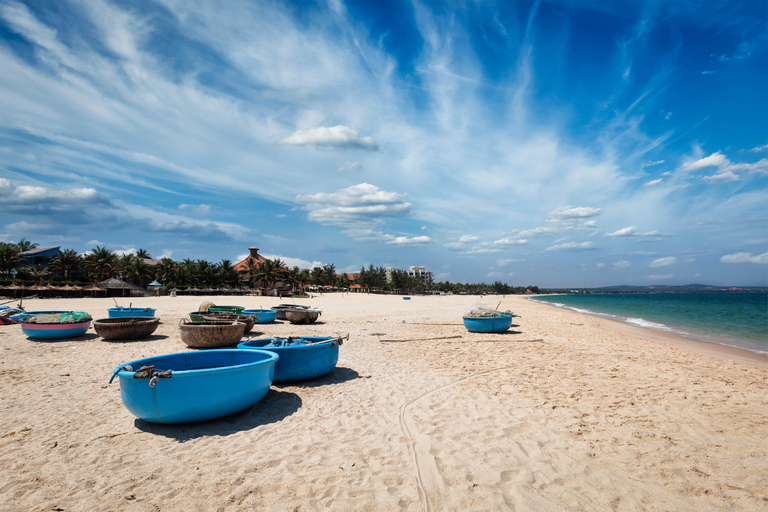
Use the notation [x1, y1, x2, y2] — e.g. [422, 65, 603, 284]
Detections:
[94, 317, 160, 341]
[285, 309, 321, 324]
[179, 320, 246, 348]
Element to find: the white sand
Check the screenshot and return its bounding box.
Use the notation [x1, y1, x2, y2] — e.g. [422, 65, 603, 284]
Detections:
[0, 294, 766, 511]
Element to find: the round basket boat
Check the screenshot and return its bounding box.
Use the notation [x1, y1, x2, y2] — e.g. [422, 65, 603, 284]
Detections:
[179, 320, 245, 348]
[271, 304, 309, 320]
[108, 307, 156, 318]
[285, 309, 321, 324]
[20, 311, 92, 340]
[109, 349, 278, 424]
[94, 317, 160, 341]
[462, 314, 513, 333]
[238, 336, 340, 383]
[207, 305, 245, 314]
[241, 309, 277, 324]
[189, 312, 256, 333]
[179, 320, 246, 348]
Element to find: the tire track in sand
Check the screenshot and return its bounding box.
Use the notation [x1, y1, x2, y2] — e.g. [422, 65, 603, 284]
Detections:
[399, 364, 533, 512]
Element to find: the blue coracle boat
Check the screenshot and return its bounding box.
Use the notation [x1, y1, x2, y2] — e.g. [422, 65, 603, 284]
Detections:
[110, 349, 278, 423]
[241, 308, 277, 323]
[108, 307, 156, 318]
[462, 314, 513, 333]
[19, 311, 92, 340]
[238, 336, 340, 383]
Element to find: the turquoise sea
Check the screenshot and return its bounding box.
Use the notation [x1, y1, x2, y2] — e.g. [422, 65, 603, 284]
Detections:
[531, 292, 768, 357]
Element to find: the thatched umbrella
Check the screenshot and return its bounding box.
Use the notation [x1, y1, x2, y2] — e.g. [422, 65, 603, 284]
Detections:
[97, 278, 146, 297]
[84, 282, 107, 297]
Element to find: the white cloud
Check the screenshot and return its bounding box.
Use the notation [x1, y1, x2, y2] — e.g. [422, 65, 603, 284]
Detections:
[720, 252, 768, 264]
[681, 151, 726, 171]
[605, 226, 662, 238]
[280, 125, 379, 150]
[459, 235, 479, 243]
[595, 262, 605, 269]
[388, 235, 430, 245]
[703, 169, 739, 182]
[296, 183, 412, 225]
[644, 178, 662, 186]
[748, 144, 768, 153]
[613, 260, 632, 269]
[493, 237, 528, 246]
[648, 256, 677, 267]
[546, 241, 595, 251]
[548, 206, 601, 220]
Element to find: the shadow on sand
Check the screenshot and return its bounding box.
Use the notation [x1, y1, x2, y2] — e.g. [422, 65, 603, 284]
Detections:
[133, 389, 303, 442]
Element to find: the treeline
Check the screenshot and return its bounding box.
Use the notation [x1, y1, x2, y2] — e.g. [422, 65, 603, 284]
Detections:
[0, 240, 541, 295]
[355, 265, 540, 295]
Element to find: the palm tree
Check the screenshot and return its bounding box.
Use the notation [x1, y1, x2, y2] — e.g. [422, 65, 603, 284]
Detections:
[48, 249, 82, 282]
[155, 258, 177, 285]
[285, 266, 308, 295]
[0, 243, 25, 278]
[16, 238, 38, 252]
[322, 264, 337, 286]
[84, 246, 121, 281]
[124, 257, 153, 286]
[136, 248, 151, 259]
[254, 258, 283, 293]
[238, 257, 261, 289]
[218, 259, 239, 288]
[28, 264, 50, 282]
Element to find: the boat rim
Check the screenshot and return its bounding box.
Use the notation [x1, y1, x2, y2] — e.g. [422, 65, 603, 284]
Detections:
[111, 349, 279, 380]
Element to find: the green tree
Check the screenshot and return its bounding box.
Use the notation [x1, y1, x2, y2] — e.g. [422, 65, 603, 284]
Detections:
[47, 249, 82, 281]
[124, 256, 153, 286]
[16, 238, 38, 252]
[218, 259, 239, 288]
[84, 246, 121, 281]
[0, 243, 25, 278]
[237, 257, 261, 289]
[155, 258, 177, 285]
[136, 249, 151, 259]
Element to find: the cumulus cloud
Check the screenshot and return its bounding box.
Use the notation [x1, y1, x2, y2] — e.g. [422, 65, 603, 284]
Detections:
[548, 206, 601, 220]
[720, 252, 768, 264]
[648, 256, 677, 267]
[748, 144, 768, 153]
[493, 237, 528, 246]
[546, 241, 595, 251]
[280, 126, 379, 150]
[605, 226, 662, 238]
[296, 183, 412, 225]
[0, 178, 112, 213]
[681, 151, 726, 171]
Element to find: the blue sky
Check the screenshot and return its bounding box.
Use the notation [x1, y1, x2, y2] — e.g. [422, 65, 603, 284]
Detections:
[0, 0, 766, 287]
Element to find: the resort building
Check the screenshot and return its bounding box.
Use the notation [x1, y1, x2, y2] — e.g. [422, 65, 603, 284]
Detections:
[19, 246, 60, 269]
[408, 266, 433, 282]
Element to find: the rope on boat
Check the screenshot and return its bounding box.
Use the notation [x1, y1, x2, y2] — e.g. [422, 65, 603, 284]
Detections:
[108, 364, 172, 386]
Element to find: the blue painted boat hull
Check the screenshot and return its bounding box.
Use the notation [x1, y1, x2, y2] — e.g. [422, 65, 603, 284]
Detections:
[238, 337, 338, 383]
[108, 307, 156, 318]
[21, 321, 91, 339]
[112, 349, 278, 424]
[18, 311, 92, 339]
[462, 315, 513, 333]
[241, 309, 277, 323]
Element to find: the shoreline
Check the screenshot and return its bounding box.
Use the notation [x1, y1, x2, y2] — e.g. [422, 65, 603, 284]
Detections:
[528, 295, 768, 369]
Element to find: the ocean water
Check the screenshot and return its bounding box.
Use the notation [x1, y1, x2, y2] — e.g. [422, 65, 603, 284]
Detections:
[531, 292, 768, 357]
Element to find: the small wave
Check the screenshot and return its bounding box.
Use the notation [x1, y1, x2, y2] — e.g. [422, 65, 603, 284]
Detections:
[625, 317, 674, 331]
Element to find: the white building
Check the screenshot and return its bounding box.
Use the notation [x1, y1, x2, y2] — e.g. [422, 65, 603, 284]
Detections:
[408, 266, 433, 281]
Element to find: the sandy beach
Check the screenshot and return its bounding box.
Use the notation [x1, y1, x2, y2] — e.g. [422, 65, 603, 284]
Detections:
[1, 293, 766, 512]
